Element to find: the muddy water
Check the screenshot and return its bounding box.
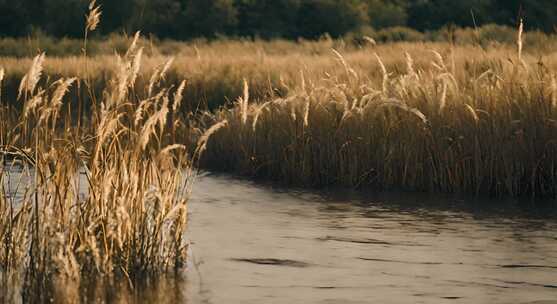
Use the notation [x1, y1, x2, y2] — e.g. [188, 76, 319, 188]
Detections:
[185, 173, 557, 304]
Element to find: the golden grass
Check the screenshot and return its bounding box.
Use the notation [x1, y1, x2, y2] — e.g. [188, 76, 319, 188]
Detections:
[2, 32, 557, 202]
[3, 40, 556, 113]
[194, 44, 557, 199]
[0, 34, 196, 301]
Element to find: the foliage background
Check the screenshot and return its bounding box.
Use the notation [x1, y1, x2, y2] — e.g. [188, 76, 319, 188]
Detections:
[1, 0, 556, 40]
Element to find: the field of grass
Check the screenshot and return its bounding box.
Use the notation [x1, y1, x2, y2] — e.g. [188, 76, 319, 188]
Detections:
[2, 23, 557, 58]
[2, 23, 557, 112]
[189, 39, 557, 199]
[0, 38, 344, 112]
[2, 39, 556, 108]
[3, 30, 557, 200]
[198, 49, 557, 195]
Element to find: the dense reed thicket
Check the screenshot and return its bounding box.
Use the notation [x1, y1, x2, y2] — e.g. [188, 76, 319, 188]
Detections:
[2, 23, 557, 208]
[194, 30, 557, 199]
[0, 7, 198, 300]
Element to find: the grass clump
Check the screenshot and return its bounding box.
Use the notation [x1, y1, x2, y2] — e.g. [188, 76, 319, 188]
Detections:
[0, 17, 196, 303]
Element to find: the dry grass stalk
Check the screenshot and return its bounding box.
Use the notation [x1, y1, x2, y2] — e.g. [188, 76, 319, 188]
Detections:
[18, 53, 45, 100]
[517, 19, 524, 64]
[173, 80, 187, 112]
[551, 74, 557, 108]
[0, 67, 4, 104]
[0, 33, 198, 301]
[195, 120, 228, 156]
[86, 0, 101, 32]
[252, 100, 273, 131]
[375, 53, 389, 93]
[240, 79, 249, 125]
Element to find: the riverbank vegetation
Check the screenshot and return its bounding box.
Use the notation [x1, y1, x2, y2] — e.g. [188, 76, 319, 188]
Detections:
[3, 25, 557, 200]
[2, 2, 557, 301]
[0, 7, 196, 300]
[2, 24, 557, 109]
[200, 55, 557, 198]
[190, 29, 557, 199]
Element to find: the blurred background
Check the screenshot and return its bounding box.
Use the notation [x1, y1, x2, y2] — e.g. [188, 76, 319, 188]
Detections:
[0, 0, 555, 40]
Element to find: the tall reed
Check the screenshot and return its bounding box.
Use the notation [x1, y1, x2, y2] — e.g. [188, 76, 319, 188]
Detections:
[196, 43, 557, 199]
[0, 7, 197, 302]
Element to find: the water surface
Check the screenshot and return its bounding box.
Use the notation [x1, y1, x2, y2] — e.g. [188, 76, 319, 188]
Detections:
[2, 169, 557, 303]
[185, 173, 557, 304]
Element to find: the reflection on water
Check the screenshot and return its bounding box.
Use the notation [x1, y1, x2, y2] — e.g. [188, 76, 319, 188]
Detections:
[1, 274, 189, 304]
[186, 173, 557, 304]
[3, 171, 557, 303]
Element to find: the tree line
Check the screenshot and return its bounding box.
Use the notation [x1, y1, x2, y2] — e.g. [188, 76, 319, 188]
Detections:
[0, 0, 555, 40]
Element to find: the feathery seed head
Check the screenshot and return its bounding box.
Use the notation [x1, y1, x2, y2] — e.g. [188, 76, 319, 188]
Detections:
[18, 52, 45, 100]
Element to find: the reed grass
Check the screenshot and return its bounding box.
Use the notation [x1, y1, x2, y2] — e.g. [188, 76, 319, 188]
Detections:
[0, 5, 202, 301]
[4, 39, 557, 114]
[195, 39, 557, 199]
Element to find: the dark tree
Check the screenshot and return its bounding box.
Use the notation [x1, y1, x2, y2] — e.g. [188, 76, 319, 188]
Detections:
[128, 0, 182, 38]
[0, 0, 34, 37]
[180, 0, 238, 38]
[99, 0, 137, 34]
[43, 0, 88, 37]
[366, 0, 408, 29]
[490, 0, 557, 31]
[1, 0, 557, 40]
[406, 0, 493, 31]
[296, 0, 369, 38]
[235, 0, 301, 38]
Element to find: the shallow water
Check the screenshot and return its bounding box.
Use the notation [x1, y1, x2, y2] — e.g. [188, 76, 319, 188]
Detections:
[3, 170, 557, 303]
[185, 173, 557, 304]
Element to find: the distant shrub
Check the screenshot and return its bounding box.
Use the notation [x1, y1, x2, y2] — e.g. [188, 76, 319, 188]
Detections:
[523, 30, 557, 53]
[425, 24, 557, 53]
[477, 24, 516, 44]
[366, 0, 408, 29]
[374, 26, 425, 42]
[0, 33, 88, 58]
[0, 37, 29, 57]
[344, 26, 376, 46]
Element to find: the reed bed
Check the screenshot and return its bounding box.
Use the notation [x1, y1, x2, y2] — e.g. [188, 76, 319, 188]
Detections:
[0, 31, 196, 301]
[2, 40, 557, 112]
[195, 40, 557, 199]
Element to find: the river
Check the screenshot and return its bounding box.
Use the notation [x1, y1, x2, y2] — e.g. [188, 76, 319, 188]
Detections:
[184, 173, 557, 304]
[2, 170, 557, 303]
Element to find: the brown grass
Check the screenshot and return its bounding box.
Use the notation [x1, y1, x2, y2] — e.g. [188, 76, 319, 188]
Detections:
[0, 34, 198, 301]
[193, 41, 557, 199]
